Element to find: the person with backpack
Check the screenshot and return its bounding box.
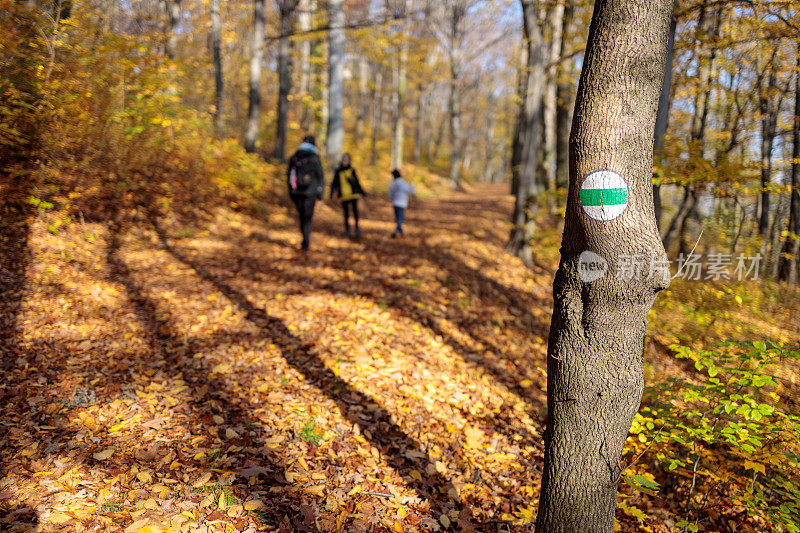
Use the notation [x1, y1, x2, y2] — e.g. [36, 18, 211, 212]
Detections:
[329, 154, 367, 238]
[388, 168, 414, 238]
[287, 135, 325, 252]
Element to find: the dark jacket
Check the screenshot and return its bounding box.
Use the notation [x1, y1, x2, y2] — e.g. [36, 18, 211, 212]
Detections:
[329, 165, 366, 201]
[287, 144, 325, 199]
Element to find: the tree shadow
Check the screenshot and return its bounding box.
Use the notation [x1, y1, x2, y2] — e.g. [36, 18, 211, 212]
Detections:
[0, 501, 39, 531]
[144, 217, 470, 526]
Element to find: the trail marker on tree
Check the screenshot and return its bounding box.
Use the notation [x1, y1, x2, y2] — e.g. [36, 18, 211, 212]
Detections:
[579, 170, 629, 222]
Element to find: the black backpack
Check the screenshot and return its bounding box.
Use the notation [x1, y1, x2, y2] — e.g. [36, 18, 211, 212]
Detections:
[288, 154, 315, 194]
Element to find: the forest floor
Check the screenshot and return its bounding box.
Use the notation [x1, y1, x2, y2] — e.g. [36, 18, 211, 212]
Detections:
[1, 183, 798, 533]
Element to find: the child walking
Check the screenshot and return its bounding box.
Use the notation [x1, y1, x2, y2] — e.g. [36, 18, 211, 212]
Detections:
[388, 169, 414, 238]
[329, 154, 367, 238]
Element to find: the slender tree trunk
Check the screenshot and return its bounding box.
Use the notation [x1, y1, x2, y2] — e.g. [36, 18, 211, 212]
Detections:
[652, 2, 676, 231]
[370, 67, 384, 165]
[554, 1, 574, 190]
[163, 0, 181, 59]
[430, 103, 447, 163]
[210, 0, 224, 136]
[413, 89, 425, 164]
[355, 57, 369, 142]
[298, 0, 313, 131]
[272, 0, 299, 162]
[506, 0, 545, 266]
[535, 0, 672, 530]
[243, 0, 265, 153]
[758, 67, 779, 237]
[448, 73, 462, 189]
[779, 43, 800, 282]
[543, 0, 564, 191]
[390, 0, 408, 170]
[326, 0, 345, 168]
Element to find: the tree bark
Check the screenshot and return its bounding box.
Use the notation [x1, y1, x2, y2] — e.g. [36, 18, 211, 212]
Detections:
[652, 1, 676, 231]
[779, 43, 800, 282]
[554, 1, 574, 190]
[506, 0, 544, 267]
[243, 0, 265, 153]
[326, 0, 345, 168]
[210, 0, 224, 136]
[535, 0, 672, 530]
[272, 0, 300, 162]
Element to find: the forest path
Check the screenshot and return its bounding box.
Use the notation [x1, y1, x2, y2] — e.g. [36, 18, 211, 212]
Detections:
[1, 183, 557, 532]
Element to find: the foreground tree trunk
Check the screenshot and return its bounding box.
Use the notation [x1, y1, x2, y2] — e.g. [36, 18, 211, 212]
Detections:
[535, 0, 672, 530]
[243, 0, 265, 153]
[272, 0, 300, 161]
[210, 0, 224, 136]
[326, 0, 345, 168]
[506, 0, 545, 267]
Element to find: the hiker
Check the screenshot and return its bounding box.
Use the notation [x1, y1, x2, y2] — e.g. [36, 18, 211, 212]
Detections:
[329, 154, 367, 238]
[287, 135, 325, 252]
[388, 169, 414, 238]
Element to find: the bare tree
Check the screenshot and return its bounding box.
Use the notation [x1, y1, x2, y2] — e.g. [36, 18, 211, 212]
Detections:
[211, 0, 224, 136]
[326, 0, 345, 167]
[272, 0, 301, 161]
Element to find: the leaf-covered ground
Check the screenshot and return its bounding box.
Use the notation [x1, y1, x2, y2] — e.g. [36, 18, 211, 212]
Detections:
[1, 184, 798, 532]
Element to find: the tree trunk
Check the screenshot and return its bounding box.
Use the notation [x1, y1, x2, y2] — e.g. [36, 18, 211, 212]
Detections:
[326, 0, 345, 168]
[535, 0, 672, 530]
[758, 67, 779, 237]
[298, 0, 313, 131]
[210, 0, 224, 136]
[779, 43, 800, 282]
[447, 3, 465, 190]
[506, 0, 545, 266]
[412, 89, 425, 164]
[163, 0, 181, 59]
[272, 0, 299, 162]
[542, 0, 564, 191]
[243, 0, 265, 153]
[370, 66, 384, 166]
[662, 186, 696, 252]
[391, 0, 408, 170]
[554, 1, 574, 190]
[652, 1, 676, 231]
[355, 57, 369, 142]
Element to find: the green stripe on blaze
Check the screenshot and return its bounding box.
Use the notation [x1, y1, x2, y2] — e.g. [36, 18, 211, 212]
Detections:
[580, 188, 628, 207]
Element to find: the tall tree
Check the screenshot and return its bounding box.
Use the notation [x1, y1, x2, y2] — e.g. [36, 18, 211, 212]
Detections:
[445, 1, 469, 190]
[542, 0, 564, 191]
[210, 0, 224, 136]
[298, 0, 313, 131]
[506, 0, 545, 266]
[779, 42, 800, 282]
[326, 0, 345, 168]
[390, 0, 409, 171]
[757, 57, 781, 237]
[272, 0, 301, 161]
[554, 0, 574, 190]
[535, 0, 672, 530]
[652, 1, 676, 231]
[243, 0, 266, 153]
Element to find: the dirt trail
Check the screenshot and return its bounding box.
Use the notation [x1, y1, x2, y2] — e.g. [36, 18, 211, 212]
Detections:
[1, 184, 555, 532]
